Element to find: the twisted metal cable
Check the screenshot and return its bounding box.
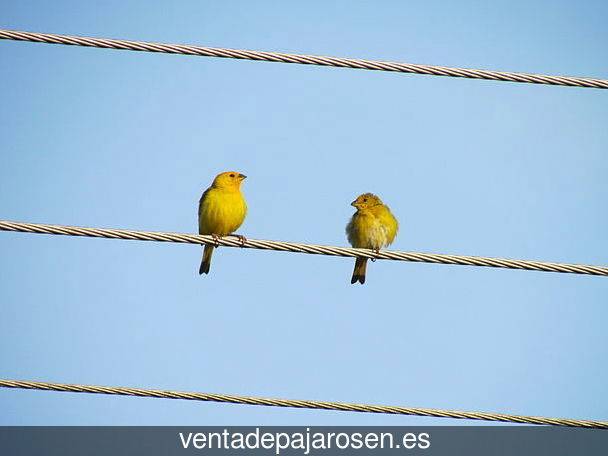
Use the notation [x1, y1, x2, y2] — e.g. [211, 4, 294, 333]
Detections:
[1, 379, 605, 428]
[1, 219, 607, 276]
[1, 29, 607, 89]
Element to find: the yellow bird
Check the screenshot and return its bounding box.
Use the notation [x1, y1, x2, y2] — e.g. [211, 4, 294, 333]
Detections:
[346, 193, 399, 284]
[198, 171, 248, 275]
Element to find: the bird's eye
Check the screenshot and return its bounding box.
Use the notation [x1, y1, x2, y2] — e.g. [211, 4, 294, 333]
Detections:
[363, 198, 368, 202]
[229, 173, 235, 178]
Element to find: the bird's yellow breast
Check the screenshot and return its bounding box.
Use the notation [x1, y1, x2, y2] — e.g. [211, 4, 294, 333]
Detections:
[198, 187, 247, 236]
[346, 205, 398, 250]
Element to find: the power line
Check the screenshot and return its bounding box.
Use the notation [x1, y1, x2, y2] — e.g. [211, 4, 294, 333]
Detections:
[1, 219, 606, 276]
[1, 29, 607, 89]
[1, 379, 605, 428]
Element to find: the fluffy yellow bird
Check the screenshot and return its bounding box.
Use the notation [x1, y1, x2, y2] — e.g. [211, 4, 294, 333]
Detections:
[346, 193, 399, 284]
[198, 171, 248, 275]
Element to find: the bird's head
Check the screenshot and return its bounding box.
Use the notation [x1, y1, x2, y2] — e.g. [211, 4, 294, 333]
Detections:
[351, 193, 383, 210]
[212, 171, 247, 190]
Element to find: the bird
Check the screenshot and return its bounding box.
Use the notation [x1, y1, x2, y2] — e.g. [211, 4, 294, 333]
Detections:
[198, 171, 248, 275]
[346, 193, 399, 284]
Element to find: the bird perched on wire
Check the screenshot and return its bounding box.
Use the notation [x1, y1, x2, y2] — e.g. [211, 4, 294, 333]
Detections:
[198, 171, 248, 275]
[346, 193, 399, 285]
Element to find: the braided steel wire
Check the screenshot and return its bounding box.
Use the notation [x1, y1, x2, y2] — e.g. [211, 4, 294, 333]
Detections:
[1, 379, 606, 428]
[1, 219, 607, 276]
[1, 29, 607, 89]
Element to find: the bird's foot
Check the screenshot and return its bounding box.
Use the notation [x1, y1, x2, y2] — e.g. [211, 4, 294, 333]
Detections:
[211, 234, 222, 247]
[235, 234, 247, 246]
[371, 248, 380, 262]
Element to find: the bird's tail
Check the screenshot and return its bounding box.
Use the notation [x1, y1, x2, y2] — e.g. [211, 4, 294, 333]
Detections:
[199, 245, 214, 275]
[351, 257, 368, 285]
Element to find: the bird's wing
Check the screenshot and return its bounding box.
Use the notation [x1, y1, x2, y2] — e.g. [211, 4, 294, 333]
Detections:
[198, 187, 213, 234]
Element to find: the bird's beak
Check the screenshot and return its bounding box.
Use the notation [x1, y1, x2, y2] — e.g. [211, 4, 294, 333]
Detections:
[238, 174, 247, 180]
[350, 200, 357, 207]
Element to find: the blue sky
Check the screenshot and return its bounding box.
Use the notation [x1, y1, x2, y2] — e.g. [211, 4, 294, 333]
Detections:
[1, 0, 607, 425]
